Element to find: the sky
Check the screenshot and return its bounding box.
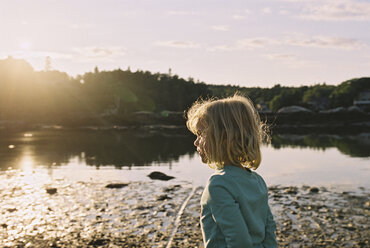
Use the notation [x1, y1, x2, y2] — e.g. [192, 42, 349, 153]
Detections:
[1, 0, 369, 87]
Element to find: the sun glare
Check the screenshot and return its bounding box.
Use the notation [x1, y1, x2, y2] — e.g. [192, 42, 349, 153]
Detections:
[20, 155, 34, 171]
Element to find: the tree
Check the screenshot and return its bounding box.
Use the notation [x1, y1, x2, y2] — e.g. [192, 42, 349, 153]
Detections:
[269, 89, 302, 111]
[329, 78, 370, 107]
[303, 84, 334, 103]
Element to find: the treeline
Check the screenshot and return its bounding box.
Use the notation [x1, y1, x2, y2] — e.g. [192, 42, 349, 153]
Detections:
[0, 57, 209, 125]
[0, 57, 369, 126]
[209, 78, 369, 111]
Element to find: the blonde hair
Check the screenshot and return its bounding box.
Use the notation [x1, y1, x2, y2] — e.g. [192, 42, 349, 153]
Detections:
[186, 94, 269, 170]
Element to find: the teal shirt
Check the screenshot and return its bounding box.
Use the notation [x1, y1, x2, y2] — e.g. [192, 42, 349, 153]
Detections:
[200, 165, 277, 248]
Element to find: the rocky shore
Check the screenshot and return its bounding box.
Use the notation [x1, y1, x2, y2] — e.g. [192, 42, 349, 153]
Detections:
[1, 170, 369, 248]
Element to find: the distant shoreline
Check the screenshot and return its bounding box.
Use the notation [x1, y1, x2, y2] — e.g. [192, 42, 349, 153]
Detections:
[1, 110, 369, 134]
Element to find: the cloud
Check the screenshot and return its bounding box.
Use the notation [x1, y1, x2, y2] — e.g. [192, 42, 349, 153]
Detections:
[209, 37, 278, 51]
[232, 9, 250, 20]
[8, 47, 127, 62]
[279, 9, 290, 15]
[209, 35, 364, 51]
[262, 7, 272, 14]
[264, 53, 296, 61]
[8, 50, 73, 60]
[167, 10, 199, 16]
[120, 10, 142, 16]
[237, 38, 278, 48]
[232, 14, 246, 20]
[156, 40, 201, 49]
[73, 46, 126, 60]
[263, 53, 316, 68]
[284, 35, 364, 50]
[211, 25, 229, 31]
[70, 24, 94, 29]
[280, 0, 316, 2]
[282, 0, 370, 21]
[302, 1, 370, 21]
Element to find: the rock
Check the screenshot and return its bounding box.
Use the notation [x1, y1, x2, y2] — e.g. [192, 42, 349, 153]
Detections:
[319, 107, 346, 114]
[273, 193, 283, 199]
[156, 194, 172, 201]
[278, 106, 313, 113]
[309, 187, 319, 193]
[163, 185, 181, 192]
[88, 238, 109, 246]
[284, 186, 298, 195]
[347, 106, 364, 113]
[268, 186, 280, 192]
[135, 205, 153, 210]
[343, 223, 356, 231]
[165, 210, 176, 216]
[334, 213, 345, 219]
[49, 242, 60, 248]
[46, 188, 57, 195]
[320, 187, 328, 192]
[301, 185, 310, 190]
[291, 201, 300, 208]
[105, 183, 129, 189]
[148, 171, 175, 181]
[358, 240, 369, 246]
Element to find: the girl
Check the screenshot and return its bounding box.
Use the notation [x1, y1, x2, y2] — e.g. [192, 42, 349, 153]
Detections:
[186, 94, 277, 248]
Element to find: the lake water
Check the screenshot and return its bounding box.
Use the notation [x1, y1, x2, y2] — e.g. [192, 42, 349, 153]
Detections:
[1, 129, 369, 190]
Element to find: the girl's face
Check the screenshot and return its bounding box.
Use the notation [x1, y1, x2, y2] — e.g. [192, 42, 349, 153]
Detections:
[194, 121, 208, 164]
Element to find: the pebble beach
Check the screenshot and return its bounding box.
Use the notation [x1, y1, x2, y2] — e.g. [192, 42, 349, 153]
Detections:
[1, 169, 369, 248]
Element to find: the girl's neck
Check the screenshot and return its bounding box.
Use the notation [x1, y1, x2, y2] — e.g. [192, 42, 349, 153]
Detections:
[224, 162, 249, 170]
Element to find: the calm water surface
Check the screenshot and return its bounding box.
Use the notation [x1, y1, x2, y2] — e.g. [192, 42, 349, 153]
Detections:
[1, 129, 369, 189]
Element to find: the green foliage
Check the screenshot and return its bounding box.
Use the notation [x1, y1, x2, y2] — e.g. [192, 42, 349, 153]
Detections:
[329, 78, 370, 107]
[0, 58, 210, 124]
[302, 84, 335, 103]
[269, 88, 303, 111]
[0, 57, 368, 125]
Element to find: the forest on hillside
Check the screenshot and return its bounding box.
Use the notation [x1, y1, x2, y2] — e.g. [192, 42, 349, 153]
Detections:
[0, 57, 369, 126]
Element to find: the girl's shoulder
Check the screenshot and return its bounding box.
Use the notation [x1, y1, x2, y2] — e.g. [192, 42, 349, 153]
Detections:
[208, 166, 267, 189]
[207, 171, 226, 186]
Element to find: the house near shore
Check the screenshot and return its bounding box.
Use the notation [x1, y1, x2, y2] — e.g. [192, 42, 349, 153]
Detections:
[354, 91, 370, 111]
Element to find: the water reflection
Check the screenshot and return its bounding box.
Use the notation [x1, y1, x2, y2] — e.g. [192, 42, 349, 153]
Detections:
[20, 154, 34, 171]
[0, 130, 369, 170]
[0, 129, 195, 170]
[271, 134, 370, 158]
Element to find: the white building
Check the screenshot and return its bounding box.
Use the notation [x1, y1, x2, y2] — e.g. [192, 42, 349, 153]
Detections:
[354, 91, 370, 110]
